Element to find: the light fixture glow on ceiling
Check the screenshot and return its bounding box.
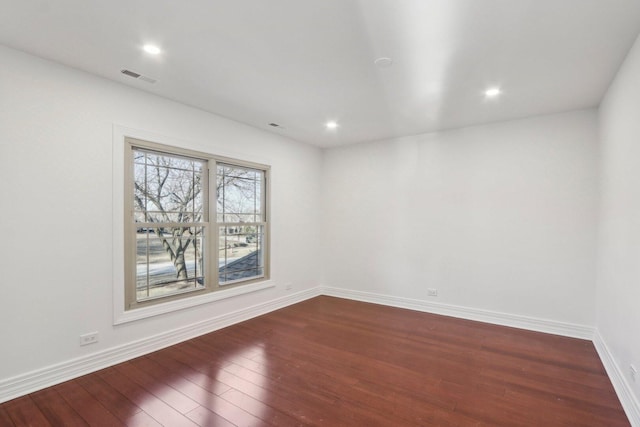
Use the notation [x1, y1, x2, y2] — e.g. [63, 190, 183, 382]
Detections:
[374, 57, 393, 68]
[325, 121, 339, 130]
[485, 87, 502, 98]
[143, 44, 162, 55]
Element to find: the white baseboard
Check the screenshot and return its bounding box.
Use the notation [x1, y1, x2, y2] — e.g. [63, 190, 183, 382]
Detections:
[320, 286, 594, 340]
[593, 330, 640, 427]
[0, 287, 321, 404]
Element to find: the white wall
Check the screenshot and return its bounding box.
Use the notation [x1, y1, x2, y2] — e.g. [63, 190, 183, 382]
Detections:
[0, 45, 322, 381]
[597, 32, 640, 405]
[321, 111, 599, 326]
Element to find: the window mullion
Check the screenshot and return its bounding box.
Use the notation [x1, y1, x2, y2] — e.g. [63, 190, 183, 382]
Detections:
[209, 162, 218, 290]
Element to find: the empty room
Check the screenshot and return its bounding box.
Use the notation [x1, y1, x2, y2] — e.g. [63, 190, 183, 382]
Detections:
[1, 1, 640, 426]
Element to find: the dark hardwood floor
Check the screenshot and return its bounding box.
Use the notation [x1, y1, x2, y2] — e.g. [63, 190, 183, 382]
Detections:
[0, 296, 630, 426]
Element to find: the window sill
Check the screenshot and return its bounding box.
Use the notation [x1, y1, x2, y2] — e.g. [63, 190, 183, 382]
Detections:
[113, 280, 275, 325]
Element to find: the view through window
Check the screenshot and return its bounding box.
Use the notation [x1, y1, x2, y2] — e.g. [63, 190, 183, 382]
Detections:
[125, 138, 269, 310]
[217, 164, 266, 284]
[133, 149, 207, 301]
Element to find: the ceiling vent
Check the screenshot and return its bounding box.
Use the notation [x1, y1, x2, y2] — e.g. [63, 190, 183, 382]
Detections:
[120, 69, 157, 84]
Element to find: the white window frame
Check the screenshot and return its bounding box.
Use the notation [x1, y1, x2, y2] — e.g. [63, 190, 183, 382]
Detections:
[112, 126, 273, 325]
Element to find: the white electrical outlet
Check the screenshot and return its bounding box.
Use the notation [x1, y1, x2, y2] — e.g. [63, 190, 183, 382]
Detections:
[631, 364, 637, 383]
[80, 332, 99, 346]
[285, 283, 293, 291]
[427, 288, 438, 297]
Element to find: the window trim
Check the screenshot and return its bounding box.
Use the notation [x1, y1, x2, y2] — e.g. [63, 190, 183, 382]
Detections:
[112, 125, 273, 325]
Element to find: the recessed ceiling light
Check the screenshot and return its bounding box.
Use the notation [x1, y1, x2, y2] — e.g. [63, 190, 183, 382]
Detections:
[143, 44, 162, 55]
[485, 87, 502, 98]
[326, 121, 339, 130]
[374, 57, 393, 68]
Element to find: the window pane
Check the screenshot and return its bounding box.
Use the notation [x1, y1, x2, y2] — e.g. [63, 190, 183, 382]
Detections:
[136, 227, 205, 300]
[133, 150, 204, 223]
[218, 225, 264, 284]
[217, 164, 263, 223]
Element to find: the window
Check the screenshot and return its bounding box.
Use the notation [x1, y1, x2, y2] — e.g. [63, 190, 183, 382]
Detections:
[217, 164, 266, 284]
[124, 137, 269, 310]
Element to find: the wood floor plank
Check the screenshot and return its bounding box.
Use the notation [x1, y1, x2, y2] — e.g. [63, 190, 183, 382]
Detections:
[162, 337, 390, 425]
[218, 361, 364, 425]
[122, 411, 163, 427]
[216, 334, 470, 426]
[218, 388, 305, 426]
[3, 396, 52, 427]
[0, 296, 631, 426]
[98, 367, 199, 427]
[229, 320, 464, 413]
[75, 373, 143, 422]
[146, 349, 232, 396]
[55, 379, 125, 426]
[0, 405, 15, 427]
[29, 387, 88, 426]
[220, 338, 461, 425]
[131, 356, 270, 427]
[114, 361, 200, 414]
[184, 405, 236, 427]
[503, 386, 629, 427]
[154, 345, 321, 425]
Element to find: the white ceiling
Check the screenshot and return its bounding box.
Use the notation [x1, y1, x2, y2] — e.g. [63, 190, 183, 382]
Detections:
[1, 1, 640, 147]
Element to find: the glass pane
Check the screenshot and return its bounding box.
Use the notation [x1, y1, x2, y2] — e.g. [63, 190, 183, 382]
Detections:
[136, 227, 205, 301]
[217, 164, 263, 223]
[133, 162, 147, 217]
[133, 149, 204, 224]
[218, 225, 264, 284]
